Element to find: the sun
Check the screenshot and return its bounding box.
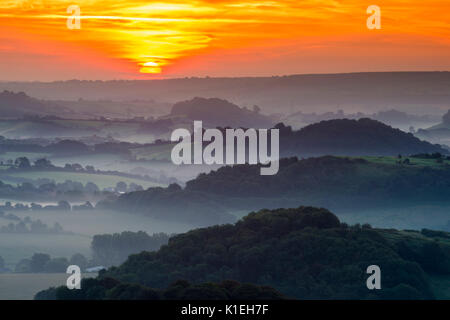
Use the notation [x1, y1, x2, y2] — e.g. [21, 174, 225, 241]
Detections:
[139, 61, 162, 74]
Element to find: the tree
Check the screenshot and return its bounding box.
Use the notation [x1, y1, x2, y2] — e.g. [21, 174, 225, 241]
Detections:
[115, 181, 127, 193]
[85, 182, 100, 193]
[0, 255, 4, 270]
[14, 157, 31, 168]
[15, 258, 32, 273]
[129, 183, 144, 192]
[57, 200, 71, 211]
[71, 163, 83, 171]
[30, 253, 51, 272]
[34, 158, 53, 168]
[70, 253, 88, 270]
[44, 258, 69, 273]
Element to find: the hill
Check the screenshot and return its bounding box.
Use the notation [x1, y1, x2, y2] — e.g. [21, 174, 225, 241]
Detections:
[40, 207, 450, 299]
[428, 109, 450, 130]
[105, 155, 450, 230]
[3, 72, 450, 115]
[0, 91, 73, 118]
[186, 155, 450, 207]
[416, 110, 450, 147]
[132, 118, 448, 161]
[278, 118, 447, 157]
[97, 184, 235, 226]
[169, 97, 273, 128]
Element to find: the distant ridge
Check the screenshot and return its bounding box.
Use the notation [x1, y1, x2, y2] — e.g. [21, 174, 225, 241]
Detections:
[0, 91, 71, 118]
[1, 72, 450, 114]
[170, 97, 273, 128]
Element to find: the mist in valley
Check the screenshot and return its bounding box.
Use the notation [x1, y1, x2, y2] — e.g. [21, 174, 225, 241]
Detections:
[0, 73, 449, 300]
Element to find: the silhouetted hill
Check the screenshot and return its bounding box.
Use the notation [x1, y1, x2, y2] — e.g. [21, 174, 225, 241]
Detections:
[57, 206, 450, 299]
[0, 91, 72, 118]
[278, 118, 447, 157]
[169, 97, 273, 128]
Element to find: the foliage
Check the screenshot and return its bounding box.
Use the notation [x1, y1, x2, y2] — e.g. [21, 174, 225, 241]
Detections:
[91, 231, 171, 267]
[35, 278, 285, 300]
[277, 118, 446, 157]
[86, 207, 450, 299]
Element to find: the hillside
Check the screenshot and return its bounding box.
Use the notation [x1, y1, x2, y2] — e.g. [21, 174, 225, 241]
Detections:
[186, 155, 450, 206]
[0, 91, 73, 118]
[97, 184, 235, 226]
[106, 155, 450, 230]
[416, 110, 450, 146]
[122, 118, 448, 161]
[278, 118, 447, 157]
[41, 207, 450, 299]
[169, 97, 273, 128]
[428, 110, 450, 130]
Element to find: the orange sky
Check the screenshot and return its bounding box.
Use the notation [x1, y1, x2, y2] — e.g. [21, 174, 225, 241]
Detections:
[1, 0, 450, 80]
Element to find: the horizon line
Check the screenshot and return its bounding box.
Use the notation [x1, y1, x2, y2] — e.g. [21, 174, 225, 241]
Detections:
[2, 70, 450, 84]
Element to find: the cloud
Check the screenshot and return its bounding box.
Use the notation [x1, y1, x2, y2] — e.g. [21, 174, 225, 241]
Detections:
[1, 1, 450, 79]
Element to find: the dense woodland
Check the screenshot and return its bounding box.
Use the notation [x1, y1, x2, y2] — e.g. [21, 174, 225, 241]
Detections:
[35, 278, 285, 300]
[35, 206, 450, 299]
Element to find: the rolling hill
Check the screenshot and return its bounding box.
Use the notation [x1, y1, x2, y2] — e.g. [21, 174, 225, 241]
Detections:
[105, 155, 450, 230]
[278, 118, 447, 157]
[36, 206, 450, 299]
[3, 72, 450, 115]
[0, 91, 73, 118]
[169, 97, 274, 128]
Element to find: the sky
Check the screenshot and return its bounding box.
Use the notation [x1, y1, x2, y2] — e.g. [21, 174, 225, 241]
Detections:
[1, 0, 450, 81]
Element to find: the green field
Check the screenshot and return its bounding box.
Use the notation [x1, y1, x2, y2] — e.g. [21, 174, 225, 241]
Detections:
[0, 273, 97, 300]
[0, 170, 163, 189]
